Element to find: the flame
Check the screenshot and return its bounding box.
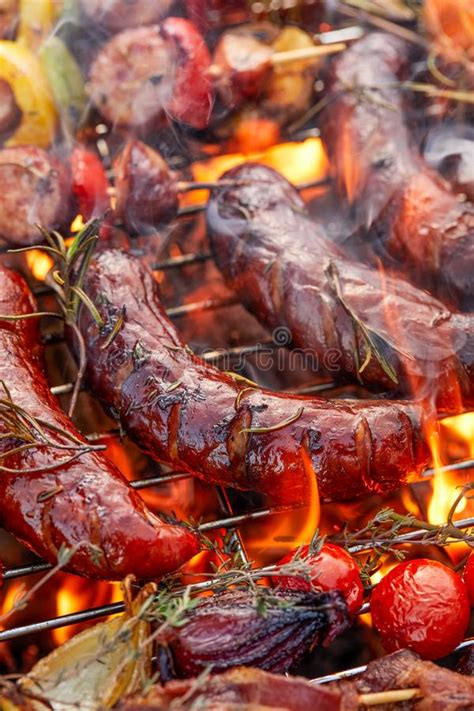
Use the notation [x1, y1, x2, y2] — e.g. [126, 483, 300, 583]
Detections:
[243, 448, 320, 565]
[184, 137, 328, 207]
[25, 249, 54, 282]
[53, 577, 122, 646]
[71, 214, 86, 233]
[426, 412, 474, 563]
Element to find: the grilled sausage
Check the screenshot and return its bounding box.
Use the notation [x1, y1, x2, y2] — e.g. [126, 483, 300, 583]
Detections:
[0, 265, 199, 580]
[114, 140, 179, 233]
[76, 248, 430, 505]
[79, 0, 173, 34]
[87, 19, 212, 130]
[207, 163, 473, 414]
[322, 33, 474, 311]
[0, 146, 71, 247]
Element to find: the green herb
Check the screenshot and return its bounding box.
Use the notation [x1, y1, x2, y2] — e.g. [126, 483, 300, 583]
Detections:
[132, 341, 152, 370]
[326, 261, 399, 385]
[101, 307, 126, 350]
[240, 406, 304, 435]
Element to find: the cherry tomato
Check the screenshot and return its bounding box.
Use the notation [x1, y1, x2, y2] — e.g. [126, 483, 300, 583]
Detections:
[463, 553, 474, 606]
[272, 543, 364, 616]
[371, 559, 470, 660]
[71, 145, 109, 220]
[160, 18, 212, 130]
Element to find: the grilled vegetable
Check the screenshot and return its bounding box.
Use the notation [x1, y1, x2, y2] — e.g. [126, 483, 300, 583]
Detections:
[371, 559, 470, 660]
[273, 543, 364, 616]
[156, 588, 349, 679]
[71, 145, 109, 220]
[0, 40, 56, 147]
[19, 580, 156, 710]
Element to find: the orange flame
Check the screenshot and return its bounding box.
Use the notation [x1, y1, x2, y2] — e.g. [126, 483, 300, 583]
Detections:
[184, 137, 328, 207]
[25, 250, 54, 282]
[427, 413, 474, 525]
[243, 448, 320, 565]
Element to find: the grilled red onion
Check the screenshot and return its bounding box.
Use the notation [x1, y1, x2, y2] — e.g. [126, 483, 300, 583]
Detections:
[156, 589, 349, 680]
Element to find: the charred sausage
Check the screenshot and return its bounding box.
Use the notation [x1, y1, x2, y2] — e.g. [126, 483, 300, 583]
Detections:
[0, 146, 71, 247]
[79, 0, 173, 34]
[76, 248, 430, 505]
[0, 265, 198, 580]
[114, 140, 179, 233]
[322, 33, 474, 311]
[207, 163, 473, 414]
[87, 19, 212, 130]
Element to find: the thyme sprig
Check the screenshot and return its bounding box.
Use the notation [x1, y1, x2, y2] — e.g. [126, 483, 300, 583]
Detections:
[332, 485, 474, 585]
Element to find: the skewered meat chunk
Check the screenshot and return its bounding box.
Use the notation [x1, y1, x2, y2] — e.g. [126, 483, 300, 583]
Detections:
[76, 248, 430, 505]
[87, 25, 173, 129]
[114, 140, 179, 233]
[118, 650, 474, 710]
[0, 146, 71, 247]
[207, 163, 473, 414]
[0, 265, 198, 580]
[322, 32, 474, 311]
[87, 19, 212, 130]
[79, 0, 173, 34]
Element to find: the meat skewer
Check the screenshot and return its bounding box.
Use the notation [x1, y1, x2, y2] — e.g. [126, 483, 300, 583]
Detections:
[0, 264, 199, 581]
[0, 146, 72, 247]
[321, 32, 474, 311]
[75, 248, 430, 506]
[112, 138, 328, 233]
[87, 17, 345, 130]
[207, 163, 473, 414]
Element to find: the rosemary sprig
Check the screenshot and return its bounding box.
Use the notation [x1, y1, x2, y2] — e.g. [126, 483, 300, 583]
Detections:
[326, 261, 399, 385]
[6, 219, 103, 417]
[239, 406, 304, 435]
[0, 381, 106, 474]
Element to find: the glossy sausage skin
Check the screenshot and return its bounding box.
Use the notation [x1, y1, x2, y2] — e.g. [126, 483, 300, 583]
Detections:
[77, 249, 430, 505]
[0, 266, 198, 580]
[322, 33, 474, 311]
[207, 164, 473, 414]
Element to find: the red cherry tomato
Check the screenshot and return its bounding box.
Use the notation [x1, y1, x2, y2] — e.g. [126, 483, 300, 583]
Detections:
[463, 553, 474, 606]
[272, 543, 364, 616]
[160, 17, 213, 130]
[371, 559, 470, 660]
[71, 146, 109, 220]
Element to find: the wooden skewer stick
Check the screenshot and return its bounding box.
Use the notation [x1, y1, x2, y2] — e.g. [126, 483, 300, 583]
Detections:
[269, 42, 347, 66]
[207, 42, 347, 79]
[359, 687, 421, 706]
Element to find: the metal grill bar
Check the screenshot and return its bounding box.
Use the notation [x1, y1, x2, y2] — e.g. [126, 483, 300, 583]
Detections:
[312, 637, 474, 685]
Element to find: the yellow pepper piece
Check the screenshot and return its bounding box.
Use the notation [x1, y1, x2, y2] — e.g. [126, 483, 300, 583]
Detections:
[0, 41, 56, 148]
[16, 0, 56, 54]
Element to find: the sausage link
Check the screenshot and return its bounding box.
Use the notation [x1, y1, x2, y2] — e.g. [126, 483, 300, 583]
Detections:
[206, 163, 473, 414]
[322, 33, 474, 311]
[0, 266, 198, 580]
[77, 249, 431, 505]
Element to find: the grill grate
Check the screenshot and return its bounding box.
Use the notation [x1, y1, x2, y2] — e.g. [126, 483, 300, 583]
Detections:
[2, 142, 474, 688]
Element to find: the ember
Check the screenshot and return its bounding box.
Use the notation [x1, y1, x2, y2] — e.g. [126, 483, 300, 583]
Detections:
[0, 1, 473, 708]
